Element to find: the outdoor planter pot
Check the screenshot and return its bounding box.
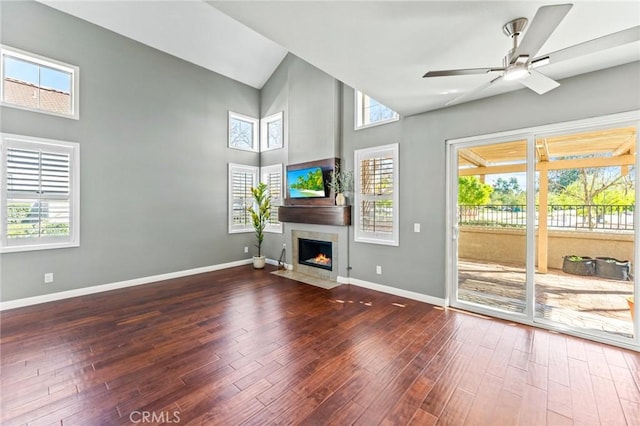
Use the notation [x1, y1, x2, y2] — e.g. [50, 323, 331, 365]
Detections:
[595, 257, 631, 281]
[562, 255, 595, 276]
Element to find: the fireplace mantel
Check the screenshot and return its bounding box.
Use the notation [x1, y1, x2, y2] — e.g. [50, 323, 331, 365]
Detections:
[278, 205, 351, 226]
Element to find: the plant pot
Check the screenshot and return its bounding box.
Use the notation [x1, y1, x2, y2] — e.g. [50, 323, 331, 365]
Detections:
[595, 257, 631, 281]
[562, 255, 595, 276]
[628, 297, 635, 321]
[252, 256, 266, 269]
[335, 193, 346, 206]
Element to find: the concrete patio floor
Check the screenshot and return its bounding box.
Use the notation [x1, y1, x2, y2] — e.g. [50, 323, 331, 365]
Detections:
[458, 260, 635, 338]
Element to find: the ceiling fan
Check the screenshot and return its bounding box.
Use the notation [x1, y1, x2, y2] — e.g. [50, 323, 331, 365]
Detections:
[423, 3, 640, 106]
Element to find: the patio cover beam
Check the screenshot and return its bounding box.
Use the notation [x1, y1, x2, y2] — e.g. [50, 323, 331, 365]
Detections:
[538, 169, 549, 273]
[458, 153, 635, 176]
[458, 149, 488, 167]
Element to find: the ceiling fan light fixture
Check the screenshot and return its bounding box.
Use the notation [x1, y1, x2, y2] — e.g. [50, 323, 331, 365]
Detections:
[503, 65, 530, 81]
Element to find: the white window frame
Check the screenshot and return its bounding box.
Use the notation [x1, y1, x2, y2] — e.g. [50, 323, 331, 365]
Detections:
[228, 163, 258, 233]
[1, 45, 80, 120]
[260, 112, 284, 152]
[228, 111, 259, 152]
[354, 143, 399, 246]
[1, 133, 80, 253]
[261, 164, 283, 234]
[354, 90, 399, 130]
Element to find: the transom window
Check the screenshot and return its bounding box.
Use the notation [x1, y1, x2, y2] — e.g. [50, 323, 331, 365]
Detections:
[355, 90, 399, 130]
[228, 112, 258, 152]
[1, 45, 79, 119]
[261, 112, 284, 151]
[1, 133, 80, 252]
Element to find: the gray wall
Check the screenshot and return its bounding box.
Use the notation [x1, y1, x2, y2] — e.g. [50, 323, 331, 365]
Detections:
[0, 1, 260, 301]
[341, 61, 640, 299]
[259, 54, 343, 269]
[2, 1, 638, 305]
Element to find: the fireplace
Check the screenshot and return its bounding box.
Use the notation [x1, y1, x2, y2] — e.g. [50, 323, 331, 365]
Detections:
[298, 238, 332, 271]
[291, 230, 339, 282]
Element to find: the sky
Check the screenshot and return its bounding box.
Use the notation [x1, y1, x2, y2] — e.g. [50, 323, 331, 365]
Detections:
[485, 172, 527, 189]
[4, 56, 71, 93]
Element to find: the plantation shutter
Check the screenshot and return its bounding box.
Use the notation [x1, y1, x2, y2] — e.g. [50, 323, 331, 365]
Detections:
[355, 143, 399, 246]
[1, 134, 79, 251]
[261, 164, 283, 233]
[228, 163, 258, 233]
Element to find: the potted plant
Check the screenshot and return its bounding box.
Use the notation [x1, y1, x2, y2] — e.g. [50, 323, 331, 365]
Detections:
[595, 257, 631, 281]
[562, 255, 595, 276]
[327, 168, 353, 206]
[247, 182, 271, 269]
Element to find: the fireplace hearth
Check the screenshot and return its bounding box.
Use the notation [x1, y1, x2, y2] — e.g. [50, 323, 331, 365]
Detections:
[298, 238, 332, 271]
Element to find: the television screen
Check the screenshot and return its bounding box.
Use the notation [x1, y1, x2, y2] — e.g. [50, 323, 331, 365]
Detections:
[287, 167, 326, 198]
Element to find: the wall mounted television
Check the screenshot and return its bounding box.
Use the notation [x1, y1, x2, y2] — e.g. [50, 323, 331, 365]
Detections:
[287, 166, 326, 198]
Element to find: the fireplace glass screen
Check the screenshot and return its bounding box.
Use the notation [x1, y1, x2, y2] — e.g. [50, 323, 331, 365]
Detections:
[298, 238, 332, 271]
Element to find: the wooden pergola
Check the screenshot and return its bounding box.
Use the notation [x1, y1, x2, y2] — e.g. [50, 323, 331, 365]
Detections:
[458, 126, 637, 273]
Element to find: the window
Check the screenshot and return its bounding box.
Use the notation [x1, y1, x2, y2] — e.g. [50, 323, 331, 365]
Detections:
[261, 164, 283, 233]
[228, 163, 258, 233]
[1, 133, 80, 253]
[355, 90, 399, 129]
[354, 143, 399, 246]
[1, 45, 79, 119]
[228, 111, 258, 152]
[260, 112, 284, 151]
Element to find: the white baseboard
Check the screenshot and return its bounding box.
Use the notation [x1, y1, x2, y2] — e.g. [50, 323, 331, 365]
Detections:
[266, 258, 292, 270]
[344, 277, 446, 307]
[2, 261, 445, 311]
[0, 258, 253, 311]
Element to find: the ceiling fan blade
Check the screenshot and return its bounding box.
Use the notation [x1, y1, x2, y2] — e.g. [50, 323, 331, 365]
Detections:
[423, 68, 503, 78]
[445, 75, 503, 106]
[512, 4, 573, 60]
[537, 25, 640, 65]
[521, 70, 560, 95]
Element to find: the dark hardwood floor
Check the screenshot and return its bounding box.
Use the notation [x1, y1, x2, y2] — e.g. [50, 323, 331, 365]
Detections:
[1, 265, 639, 425]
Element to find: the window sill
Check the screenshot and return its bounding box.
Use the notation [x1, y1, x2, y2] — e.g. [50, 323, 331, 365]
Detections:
[1, 241, 79, 254]
[1, 101, 79, 120]
[355, 116, 400, 131]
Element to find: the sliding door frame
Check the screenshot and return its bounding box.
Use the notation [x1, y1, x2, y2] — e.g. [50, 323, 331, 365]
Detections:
[446, 110, 640, 351]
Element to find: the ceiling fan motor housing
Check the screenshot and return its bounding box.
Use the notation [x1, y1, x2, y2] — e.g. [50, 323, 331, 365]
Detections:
[503, 17, 528, 60]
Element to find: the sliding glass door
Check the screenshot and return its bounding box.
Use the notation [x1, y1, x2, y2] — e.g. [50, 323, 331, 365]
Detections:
[533, 126, 637, 341]
[454, 138, 529, 318]
[447, 113, 639, 349]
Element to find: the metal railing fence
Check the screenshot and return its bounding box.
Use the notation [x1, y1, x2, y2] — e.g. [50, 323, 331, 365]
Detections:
[458, 204, 634, 230]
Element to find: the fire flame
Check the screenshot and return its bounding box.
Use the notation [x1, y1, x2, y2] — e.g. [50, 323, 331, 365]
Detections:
[314, 254, 331, 265]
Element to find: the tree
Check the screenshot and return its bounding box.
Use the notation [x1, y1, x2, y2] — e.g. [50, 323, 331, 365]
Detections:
[548, 166, 635, 229]
[550, 167, 633, 206]
[490, 177, 525, 205]
[548, 168, 580, 193]
[458, 176, 492, 205]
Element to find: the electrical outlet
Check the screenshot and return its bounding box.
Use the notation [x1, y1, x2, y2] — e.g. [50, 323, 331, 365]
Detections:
[44, 273, 54, 284]
[376, 265, 382, 275]
[244, 246, 249, 254]
[414, 223, 421, 233]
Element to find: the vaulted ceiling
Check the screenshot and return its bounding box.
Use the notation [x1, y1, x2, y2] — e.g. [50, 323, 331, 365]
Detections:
[39, 1, 640, 116]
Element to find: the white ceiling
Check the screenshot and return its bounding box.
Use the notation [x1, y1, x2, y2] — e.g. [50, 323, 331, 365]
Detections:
[38, 0, 288, 89]
[39, 1, 640, 116]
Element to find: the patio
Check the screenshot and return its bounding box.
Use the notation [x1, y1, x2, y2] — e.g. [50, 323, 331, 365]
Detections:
[458, 259, 635, 338]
